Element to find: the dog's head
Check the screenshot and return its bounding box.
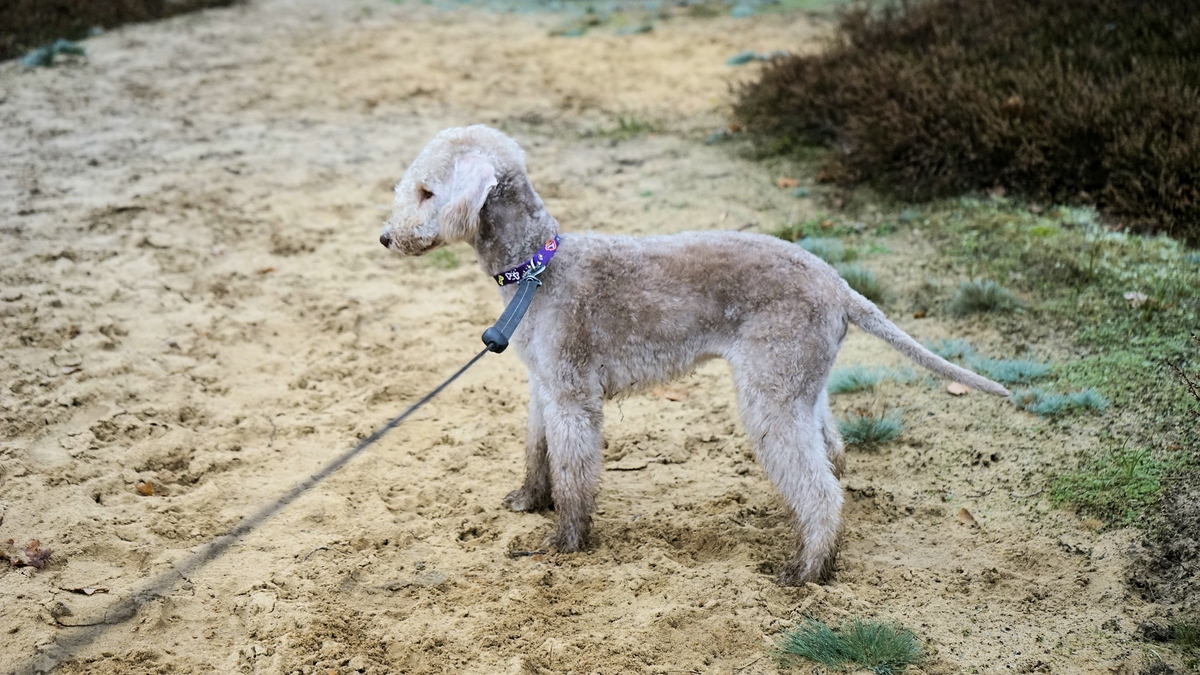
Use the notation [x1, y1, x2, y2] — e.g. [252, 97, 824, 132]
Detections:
[380, 125, 526, 255]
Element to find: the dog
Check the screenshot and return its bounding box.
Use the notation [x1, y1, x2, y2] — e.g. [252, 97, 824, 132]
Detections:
[379, 124, 1009, 584]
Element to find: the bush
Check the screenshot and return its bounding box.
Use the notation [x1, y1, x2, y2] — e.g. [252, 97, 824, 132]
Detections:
[734, 0, 1200, 245]
[948, 279, 1020, 316]
[838, 411, 902, 447]
[778, 617, 922, 675]
[1, 0, 237, 61]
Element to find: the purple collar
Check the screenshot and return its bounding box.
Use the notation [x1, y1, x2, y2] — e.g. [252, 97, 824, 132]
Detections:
[494, 236, 560, 286]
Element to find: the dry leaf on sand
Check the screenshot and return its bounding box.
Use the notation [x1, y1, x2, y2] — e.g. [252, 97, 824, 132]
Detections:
[651, 388, 689, 402]
[775, 177, 800, 189]
[958, 507, 979, 528]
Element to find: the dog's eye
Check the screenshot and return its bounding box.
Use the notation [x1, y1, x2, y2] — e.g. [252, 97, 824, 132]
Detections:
[418, 187, 434, 203]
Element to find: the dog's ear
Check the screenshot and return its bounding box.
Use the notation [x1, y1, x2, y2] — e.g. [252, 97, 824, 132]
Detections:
[440, 153, 497, 240]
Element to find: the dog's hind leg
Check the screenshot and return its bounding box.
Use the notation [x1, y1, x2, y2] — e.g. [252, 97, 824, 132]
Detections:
[733, 356, 843, 585]
[504, 377, 554, 512]
[817, 389, 845, 479]
[541, 389, 603, 552]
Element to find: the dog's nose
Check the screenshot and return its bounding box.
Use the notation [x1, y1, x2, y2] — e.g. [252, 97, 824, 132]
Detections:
[379, 233, 392, 248]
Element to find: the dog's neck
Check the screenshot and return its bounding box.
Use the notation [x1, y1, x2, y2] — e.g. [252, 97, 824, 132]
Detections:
[473, 173, 560, 279]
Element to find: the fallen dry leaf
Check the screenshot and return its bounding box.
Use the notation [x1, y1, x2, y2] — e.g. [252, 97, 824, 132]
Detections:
[775, 177, 800, 189]
[912, 310, 927, 319]
[2, 538, 53, 568]
[1124, 291, 1149, 308]
[256, 266, 276, 275]
[957, 508, 979, 528]
[947, 382, 970, 396]
[136, 481, 155, 496]
[651, 388, 689, 402]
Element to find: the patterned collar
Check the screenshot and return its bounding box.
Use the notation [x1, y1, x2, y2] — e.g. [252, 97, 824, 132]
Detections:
[494, 236, 560, 286]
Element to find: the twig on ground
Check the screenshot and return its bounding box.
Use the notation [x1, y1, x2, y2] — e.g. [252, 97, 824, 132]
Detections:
[1010, 487, 1044, 499]
[302, 546, 329, 562]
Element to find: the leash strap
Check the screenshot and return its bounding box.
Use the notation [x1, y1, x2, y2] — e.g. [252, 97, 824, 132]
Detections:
[482, 271, 541, 353]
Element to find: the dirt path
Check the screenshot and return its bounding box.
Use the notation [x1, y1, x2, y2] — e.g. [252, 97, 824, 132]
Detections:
[0, 2, 1160, 673]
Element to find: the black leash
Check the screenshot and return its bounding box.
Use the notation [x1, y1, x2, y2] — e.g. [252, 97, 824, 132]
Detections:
[21, 278, 543, 675]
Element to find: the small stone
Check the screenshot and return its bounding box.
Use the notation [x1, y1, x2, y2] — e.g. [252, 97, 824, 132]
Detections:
[348, 655, 367, 671]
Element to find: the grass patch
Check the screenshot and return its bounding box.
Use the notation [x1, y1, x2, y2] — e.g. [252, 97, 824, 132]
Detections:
[1049, 448, 1182, 525]
[1009, 387, 1107, 417]
[778, 617, 922, 675]
[835, 264, 885, 303]
[964, 357, 1051, 385]
[426, 248, 461, 270]
[948, 279, 1020, 316]
[595, 114, 660, 141]
[1173, 620, 1200, 651]
[838, 411, 902, 447]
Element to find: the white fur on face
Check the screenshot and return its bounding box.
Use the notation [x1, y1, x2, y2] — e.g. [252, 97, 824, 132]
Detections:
[381, 125, 526, 256]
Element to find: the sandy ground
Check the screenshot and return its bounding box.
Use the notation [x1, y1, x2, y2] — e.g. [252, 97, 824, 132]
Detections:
[0, 1, 1176, 673]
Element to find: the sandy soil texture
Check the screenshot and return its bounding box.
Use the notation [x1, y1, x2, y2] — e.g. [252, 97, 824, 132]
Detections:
[0, 1, 1172, 673]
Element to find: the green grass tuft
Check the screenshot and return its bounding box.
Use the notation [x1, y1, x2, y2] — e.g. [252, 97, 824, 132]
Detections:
[1049, 448, 1182, 525]
[923, 338, 975, 361]
[778, 617, 922, 675]
[1009, 387, 1107, 417]
[426, 248, 461, 270]
[798, 236, 856, 264]
[948, 279, 1020, 316]
[964, 357, 1052, 385]
[1173, 620, 1200, 651]
[597, 114, 660, 140]
[828, 366, 886, 394]
[838, 411, 902, 447]
[827, 366, 914, 394]
[836, 264, 885, 303]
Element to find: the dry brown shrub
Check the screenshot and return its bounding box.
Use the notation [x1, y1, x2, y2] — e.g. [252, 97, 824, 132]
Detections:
[1, 0, 238, 61]
[734, 0, 1200, 244]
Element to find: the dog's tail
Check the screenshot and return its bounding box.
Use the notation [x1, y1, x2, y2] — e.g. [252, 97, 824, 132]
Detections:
[843, 288, 1010, 397]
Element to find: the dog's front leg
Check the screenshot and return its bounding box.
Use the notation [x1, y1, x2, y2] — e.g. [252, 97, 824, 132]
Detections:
[504, 379, 554, 512]
[541, 391, 603, 552]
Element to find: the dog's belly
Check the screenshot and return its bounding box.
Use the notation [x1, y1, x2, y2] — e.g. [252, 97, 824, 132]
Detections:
[596, 340, 722, 399]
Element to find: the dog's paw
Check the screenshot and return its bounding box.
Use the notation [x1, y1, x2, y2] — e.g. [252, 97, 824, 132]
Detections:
[776, 555, 836, 587]
[541, 526, 587, 553]
[503, 487, 552, 512]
